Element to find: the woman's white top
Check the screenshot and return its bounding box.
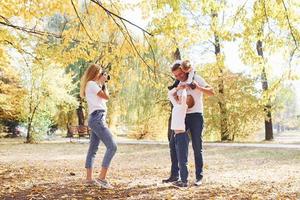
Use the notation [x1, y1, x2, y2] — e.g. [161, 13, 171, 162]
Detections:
[85, 81, 107, 114]
[168, 88, 188, 131]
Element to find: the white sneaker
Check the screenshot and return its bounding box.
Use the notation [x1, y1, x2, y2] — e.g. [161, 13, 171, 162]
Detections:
[194, 178, 203, 186]
[85, 179, 101, 187]
[96, 178, 114, 189]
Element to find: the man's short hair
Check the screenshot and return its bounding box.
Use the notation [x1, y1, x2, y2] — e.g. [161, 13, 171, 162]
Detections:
[171, 63, 181, 72]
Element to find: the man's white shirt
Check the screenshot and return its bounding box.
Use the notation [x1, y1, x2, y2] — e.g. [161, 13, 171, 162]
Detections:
[181, 75, 208, 114]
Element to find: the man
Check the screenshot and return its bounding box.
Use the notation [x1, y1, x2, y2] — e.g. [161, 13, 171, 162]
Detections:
[163, 61, 214, 187]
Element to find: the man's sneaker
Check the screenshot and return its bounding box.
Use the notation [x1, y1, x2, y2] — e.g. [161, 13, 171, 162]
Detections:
[162, 176, 179, 183]
[95, 178, 114, 189]
[194, 178, 203, 186]
[173, 180, 188, 187]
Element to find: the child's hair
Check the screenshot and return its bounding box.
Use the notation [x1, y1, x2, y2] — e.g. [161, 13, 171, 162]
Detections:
[181, 60, 192, 71]
[80, 64, 102, 98]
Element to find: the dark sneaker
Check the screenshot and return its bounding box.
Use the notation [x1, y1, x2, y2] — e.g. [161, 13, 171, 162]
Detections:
[194, 178, 203, 186]
[173, 180, 188, 187]
[162, 176, 179, 183]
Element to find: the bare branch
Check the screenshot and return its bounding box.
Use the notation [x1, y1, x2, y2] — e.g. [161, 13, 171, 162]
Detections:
[90, 0, 153, 36]
[99, 1, 155, 74]
[1, 40, 42, 63]
[144, 32, 157, 71]
[231, 0, 248, 29]
[262, 0, 275, 34]
[281, 0, 299, 50]
[70, 0, 93, 41]
[0, 15, 61, 38]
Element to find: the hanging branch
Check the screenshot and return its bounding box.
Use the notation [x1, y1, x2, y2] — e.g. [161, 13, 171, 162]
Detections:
[262, 0, 275, 34]
[281, 0, 299, 50]
[70, 0, 93, 41]
[92, 0, 156, 74]
[280, 0, 299, 80]
[108, 0, 158, 78]
[1, 40, 42, 63]
[90, 0, 153, 36]
[231, 0, 248, 29]
[118, 17, 156, 73]
[111, 13, 155, 74]
[0, 15, 61, 38]
[144, 32, 157, 75]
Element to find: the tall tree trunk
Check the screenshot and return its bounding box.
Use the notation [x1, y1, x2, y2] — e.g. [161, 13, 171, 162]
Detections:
[26, 105, 38, 143]
[77, 97, 85, 126]
[256, 39, 273, 140]
[212, 13, 230, 141]
[26, 117, 32, 143]
[167, 48, 181, 141]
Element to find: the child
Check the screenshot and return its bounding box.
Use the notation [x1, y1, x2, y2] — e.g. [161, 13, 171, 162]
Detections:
[168, 60, 196, 90]
[167, 85, 190, 187]
[181, 60, 196, 89]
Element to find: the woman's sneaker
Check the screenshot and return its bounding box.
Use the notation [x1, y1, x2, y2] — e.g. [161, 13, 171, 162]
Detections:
[95, 178, 114, 189]
[84, 179, 101, 187]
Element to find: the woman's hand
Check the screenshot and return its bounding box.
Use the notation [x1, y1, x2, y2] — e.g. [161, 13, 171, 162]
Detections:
[97, 83, 109, 100]
[101, 83, 107, 91]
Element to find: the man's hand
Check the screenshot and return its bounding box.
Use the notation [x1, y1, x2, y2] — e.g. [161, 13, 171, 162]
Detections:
[188, 81, 215, 96]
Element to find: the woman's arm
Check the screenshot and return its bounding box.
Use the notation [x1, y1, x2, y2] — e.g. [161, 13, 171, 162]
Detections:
[97, 84, 110, 100]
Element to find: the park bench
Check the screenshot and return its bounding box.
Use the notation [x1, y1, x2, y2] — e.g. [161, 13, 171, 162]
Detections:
[67, 125, 91, 142]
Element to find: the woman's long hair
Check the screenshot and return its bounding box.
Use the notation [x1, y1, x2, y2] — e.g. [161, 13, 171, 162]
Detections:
[80, 64, 102, 98]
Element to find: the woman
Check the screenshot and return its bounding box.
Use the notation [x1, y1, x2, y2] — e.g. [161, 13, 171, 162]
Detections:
[80, 64, 117, 189]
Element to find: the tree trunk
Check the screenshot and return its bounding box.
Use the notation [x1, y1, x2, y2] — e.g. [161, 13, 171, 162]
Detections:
[77, 97, 85, 126]
[213, 13, 230, 141]
[256, 39, 273, 140]
[26, 117, 32, 143]
[26, 103, 38, 143]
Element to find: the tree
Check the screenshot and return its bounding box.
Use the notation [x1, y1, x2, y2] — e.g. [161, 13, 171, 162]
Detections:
[1, 1, 157, 140]
[201, 66, 263, 141]
[0, 54, 26, 121]
[240, 0, 300, 140]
